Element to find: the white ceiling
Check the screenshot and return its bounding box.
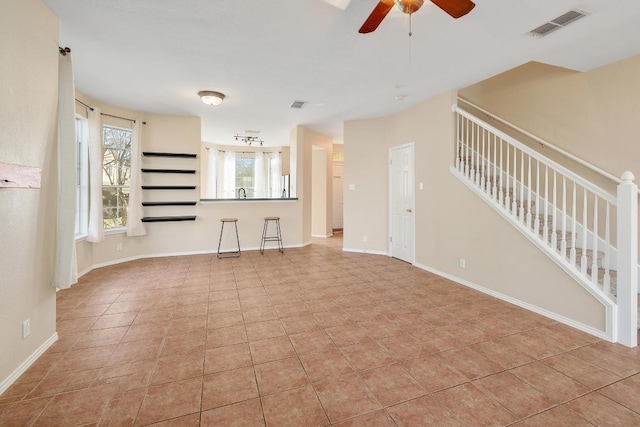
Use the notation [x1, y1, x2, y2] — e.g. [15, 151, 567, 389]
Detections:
[43, 0, 640, 147]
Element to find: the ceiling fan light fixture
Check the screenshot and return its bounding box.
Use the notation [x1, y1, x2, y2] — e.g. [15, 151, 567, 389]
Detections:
[394, 0, 424, 14]
[198, 90, 225, 106]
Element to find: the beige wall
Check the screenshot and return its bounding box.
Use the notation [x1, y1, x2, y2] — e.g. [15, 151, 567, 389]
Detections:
[459, 57, 640, 265]
[290, 126, 333, 245]
[0, 0, 59, 389]
[76, 96, 306, 273]
[459, 58, 640, 185]
[344, 90, 606, 332]
[344, 117, 391, 252]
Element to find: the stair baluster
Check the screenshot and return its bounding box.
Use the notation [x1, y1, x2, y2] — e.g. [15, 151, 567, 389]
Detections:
[551, 171, 558, 251]
[581, 188, 589, 275]
[479, 129, 487, 191]
[543, 167, 549, 244]
[492, 134, 498, 199]
[592, 197, 599, 284]
[570, 182, 577, 266]
[499, 140, 504, 206]
[527, 156, 532, 228]
[604, 203, 611, 295]
[519, 151, 525, 222]
[561, 176, 568, 256]
[505, 144, 511, 211]
[473, 123, 479, 184]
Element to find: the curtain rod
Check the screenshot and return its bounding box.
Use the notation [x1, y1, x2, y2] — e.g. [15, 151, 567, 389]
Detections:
[74, 98, 146, 124]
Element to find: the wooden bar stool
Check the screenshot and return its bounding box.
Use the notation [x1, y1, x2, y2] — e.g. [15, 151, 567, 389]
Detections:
[260, 216, 283, 255]
[217, 218, 241, 258]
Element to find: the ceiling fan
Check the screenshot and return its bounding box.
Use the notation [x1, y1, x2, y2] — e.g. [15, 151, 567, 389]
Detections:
[359, 0, 475, 33]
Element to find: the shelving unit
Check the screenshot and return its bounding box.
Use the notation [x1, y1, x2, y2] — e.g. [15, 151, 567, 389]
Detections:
[142, 152, 197, 158]
[142, 216, 196, 223]
[142, 168, 196, 174]
[142, 185, 196, 190]
[142, 201, 197, 206]
[141, 152, 198, 223]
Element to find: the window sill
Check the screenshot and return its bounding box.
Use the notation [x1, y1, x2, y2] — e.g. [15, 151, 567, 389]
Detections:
[105, 227, 126, 235]
[74, 228, 125, 242]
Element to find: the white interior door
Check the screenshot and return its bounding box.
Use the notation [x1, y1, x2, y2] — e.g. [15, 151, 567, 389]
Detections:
[390, 144, 415, 263]
[332, 163, 343, 229]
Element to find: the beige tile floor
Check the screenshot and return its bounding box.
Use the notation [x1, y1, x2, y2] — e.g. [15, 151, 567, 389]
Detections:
[2, 235, 640, 426]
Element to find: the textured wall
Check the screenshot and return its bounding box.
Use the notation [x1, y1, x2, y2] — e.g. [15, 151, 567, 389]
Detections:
[0, 0, 59, 387]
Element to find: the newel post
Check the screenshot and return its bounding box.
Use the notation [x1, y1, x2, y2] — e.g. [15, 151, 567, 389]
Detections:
[616, 171, 638, 347]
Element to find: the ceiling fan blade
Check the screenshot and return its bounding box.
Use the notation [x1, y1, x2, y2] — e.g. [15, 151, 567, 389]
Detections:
[359, 0, 395, 33]
[430, 0, 475, 19]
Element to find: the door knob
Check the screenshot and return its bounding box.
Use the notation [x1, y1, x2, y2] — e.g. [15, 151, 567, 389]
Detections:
[406, 208, 412, 213]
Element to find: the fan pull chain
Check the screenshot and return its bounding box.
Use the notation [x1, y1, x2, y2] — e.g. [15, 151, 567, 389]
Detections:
[409, 12, 413, 37]
[407, 14, 413, 75]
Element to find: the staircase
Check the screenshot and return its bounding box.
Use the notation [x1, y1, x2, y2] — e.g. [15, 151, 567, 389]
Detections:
[451, 103, 638, 346]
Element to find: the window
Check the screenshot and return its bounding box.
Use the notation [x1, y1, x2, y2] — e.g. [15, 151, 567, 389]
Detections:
[75, 117, 89, 236]
[235, 155, 255, 198]
[206, 148, 282, 198]
[102, 126, 132, 229]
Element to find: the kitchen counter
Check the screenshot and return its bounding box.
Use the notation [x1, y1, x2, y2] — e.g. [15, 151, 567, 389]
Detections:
[200, 198, 298, 202]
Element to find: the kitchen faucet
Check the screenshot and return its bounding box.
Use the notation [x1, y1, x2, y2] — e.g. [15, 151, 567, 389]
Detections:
[238, 188, 246, 199]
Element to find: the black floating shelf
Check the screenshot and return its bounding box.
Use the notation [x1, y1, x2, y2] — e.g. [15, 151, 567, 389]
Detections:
[142, 201, 197, 206]
[142, 185, 196, 190]
[142, 216, 197, 223]
[142, 152, 197, 158]
[141, 168, 196, 174]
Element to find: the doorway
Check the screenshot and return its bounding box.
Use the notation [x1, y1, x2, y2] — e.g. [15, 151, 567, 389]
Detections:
[332, 163, 343, 231]
[389, 143, 415, 263]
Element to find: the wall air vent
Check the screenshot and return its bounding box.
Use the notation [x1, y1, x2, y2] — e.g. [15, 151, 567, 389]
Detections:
[529, 8, 590, 37]
[290, 100, 306, 109]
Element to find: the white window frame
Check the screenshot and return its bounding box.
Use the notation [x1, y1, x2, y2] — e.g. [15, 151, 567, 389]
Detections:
[102, 124, 132, 231]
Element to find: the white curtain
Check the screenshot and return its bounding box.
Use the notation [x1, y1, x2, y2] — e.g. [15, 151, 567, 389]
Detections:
[86, 106, 104, 243]
[254, 151, 266, 198]
[216, 151, 225, 197]
[52, 51, 78, 289]
[126, 121, 146, 236]
[270, 152, 282, 198]
[206, 148, 218, 198]
[223, 151, 236, 198]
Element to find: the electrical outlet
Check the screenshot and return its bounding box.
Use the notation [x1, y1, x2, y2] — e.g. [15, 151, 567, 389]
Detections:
[116, 243, 122, 251]
[363, 235, 368, 242]
[22, 319, 30, 339]
[459, 258, 466, 269]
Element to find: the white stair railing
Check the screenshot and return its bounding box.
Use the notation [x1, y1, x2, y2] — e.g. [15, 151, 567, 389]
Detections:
[451, 105, 637, 346]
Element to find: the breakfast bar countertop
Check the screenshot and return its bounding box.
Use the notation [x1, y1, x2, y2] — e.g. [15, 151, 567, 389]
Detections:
[200, 198, 299, 202]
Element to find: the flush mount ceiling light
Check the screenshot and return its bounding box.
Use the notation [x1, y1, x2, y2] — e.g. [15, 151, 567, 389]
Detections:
[198, 90, 225, 106]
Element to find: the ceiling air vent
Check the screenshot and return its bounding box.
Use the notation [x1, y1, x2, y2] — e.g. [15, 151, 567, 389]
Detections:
[529, 8, 590, 37]
[290, 100, 306, 109]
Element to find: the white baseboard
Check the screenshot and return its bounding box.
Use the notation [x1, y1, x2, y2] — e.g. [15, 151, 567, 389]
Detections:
[78, 244, 310, 278]
[413, 261, 610, 342]
[312, 234, 333, 238]
[0, 333, 58, 395]
[343, 247, 390, 256]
